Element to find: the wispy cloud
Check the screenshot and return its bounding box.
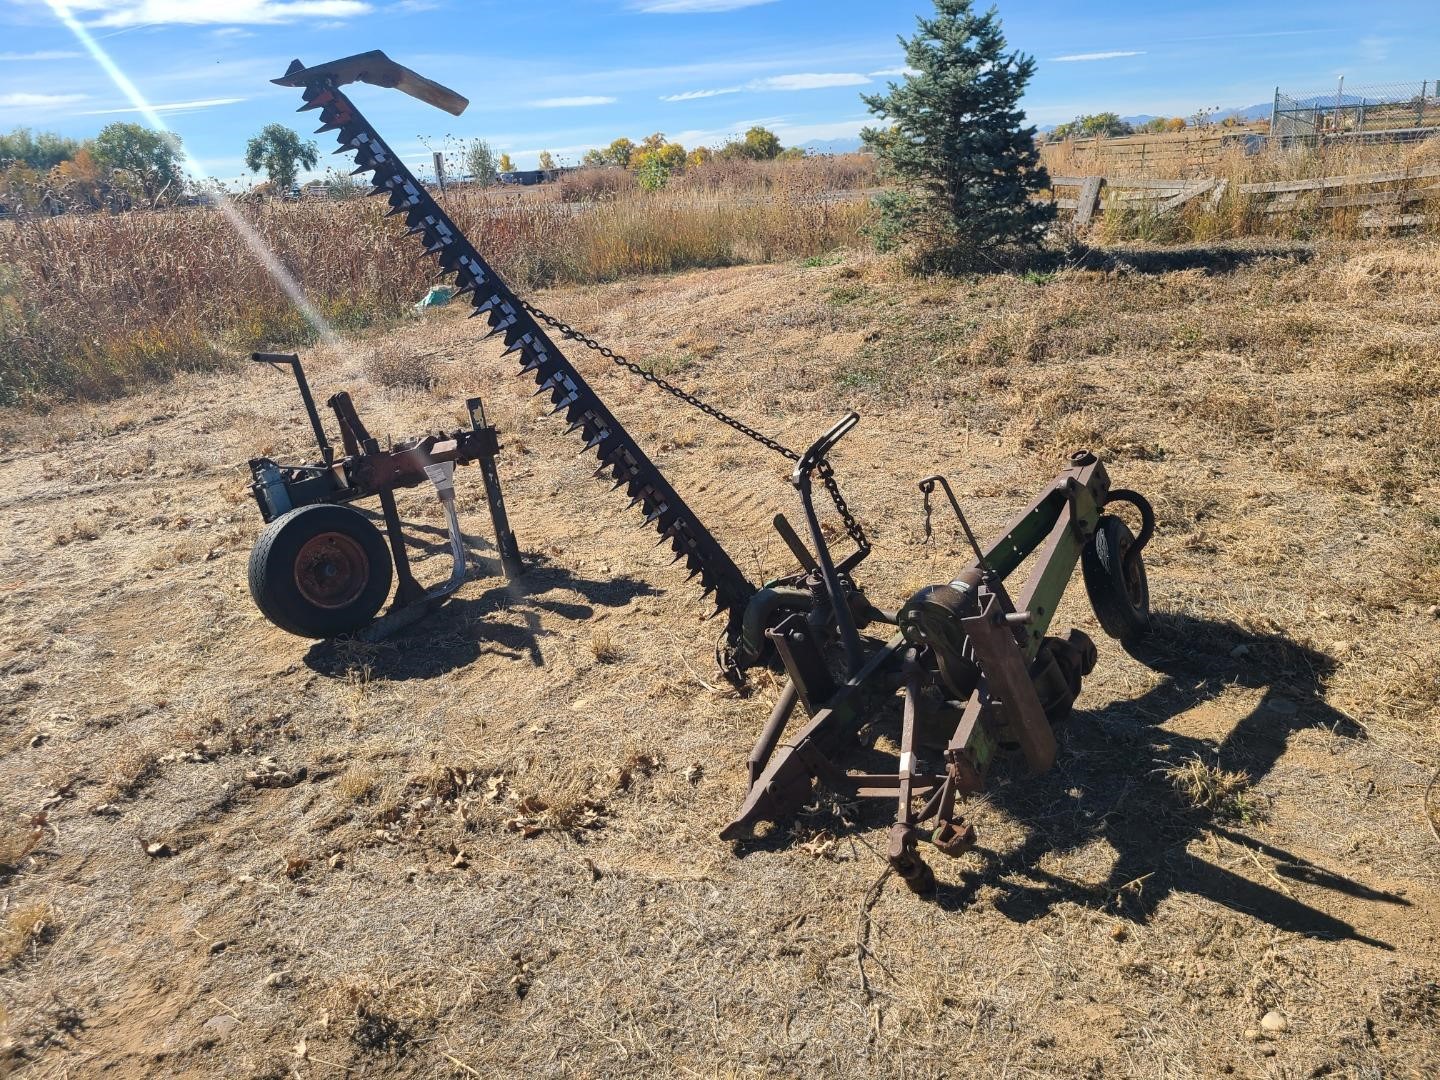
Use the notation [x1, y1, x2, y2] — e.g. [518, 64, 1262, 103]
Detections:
[530, 96, 616, 108]
[0, 50, 84, 61]
[0, 92, 88, 108]
[756, 73, 870, 90]
[660, 87, 743, 102]
[80, 96, 246, 115]
[662, 71, 871, 101]
[868, 66, 916, 78]
[1051, 50, 1144, 63]
[631, 0, 777, 11]
[60, 0, 373, 27]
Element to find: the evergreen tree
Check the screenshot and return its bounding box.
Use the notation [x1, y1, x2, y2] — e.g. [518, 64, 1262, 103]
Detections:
[861, 0, 1052, 266]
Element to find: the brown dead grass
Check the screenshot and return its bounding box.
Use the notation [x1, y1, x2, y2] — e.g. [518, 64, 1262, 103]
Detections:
[0, 241, 1437, 1077]
[1, 903, 54, 968]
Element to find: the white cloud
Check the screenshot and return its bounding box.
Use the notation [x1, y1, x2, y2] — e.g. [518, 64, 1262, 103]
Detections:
[0, 50, 84, 61]
[632, 0, 777, 11]
[1051, 50, 1144, 63]
[0, 92, 88, 108]
[81, 96, 246, 114]
[755, 73, 870, 91]
[660, 86, 743, 101]
[663, 71, 871, 101]
[530, 96, 616, 108]
[59, 0, 373, 27]
[868, 66, 916, 78]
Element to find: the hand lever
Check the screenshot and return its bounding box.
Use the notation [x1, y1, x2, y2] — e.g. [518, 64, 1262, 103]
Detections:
[792, 411, 859, 486]
[250, 351, 332, 464]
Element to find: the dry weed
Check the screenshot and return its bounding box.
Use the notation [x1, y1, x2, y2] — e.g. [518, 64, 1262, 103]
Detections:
[1165, 756, 1268, 822]
[1, 902, 54, 967]
[334, 766, 379, 804]
[588, 628, 622, 664]
[47, 518, 99, 547]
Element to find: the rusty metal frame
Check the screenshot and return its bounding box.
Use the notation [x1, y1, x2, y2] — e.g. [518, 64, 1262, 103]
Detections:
[247, 352, 523, 634]
[724, 451, 1152, 892]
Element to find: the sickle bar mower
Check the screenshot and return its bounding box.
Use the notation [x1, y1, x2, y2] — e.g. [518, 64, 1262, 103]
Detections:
[268, 54, 1157, 887]
[273, 52, 755, 628]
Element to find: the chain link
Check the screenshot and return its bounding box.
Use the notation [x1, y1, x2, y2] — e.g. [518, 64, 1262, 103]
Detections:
[520, 298, 869, 552]
[521, 299, 800, 461]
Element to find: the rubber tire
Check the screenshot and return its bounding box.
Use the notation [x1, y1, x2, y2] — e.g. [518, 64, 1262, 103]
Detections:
[1081, 515, 1150, 643]
[249, 504, 393, 638]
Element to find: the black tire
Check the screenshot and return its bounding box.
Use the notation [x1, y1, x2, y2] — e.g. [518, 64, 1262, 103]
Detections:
[248, 504, 393, 638]
[1081, 515, 1150, 642]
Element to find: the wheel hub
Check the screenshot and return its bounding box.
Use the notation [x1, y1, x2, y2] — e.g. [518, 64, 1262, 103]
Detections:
[294, 531, 370, 609]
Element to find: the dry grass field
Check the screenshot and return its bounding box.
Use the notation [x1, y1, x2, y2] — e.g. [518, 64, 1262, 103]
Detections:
[0, 238, 1438, 1077]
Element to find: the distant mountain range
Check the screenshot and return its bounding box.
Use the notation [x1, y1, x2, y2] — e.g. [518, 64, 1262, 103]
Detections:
[1035, 101, 1275, 133]
[797, 102, 1280, 153]
[797, 136, 866, 155]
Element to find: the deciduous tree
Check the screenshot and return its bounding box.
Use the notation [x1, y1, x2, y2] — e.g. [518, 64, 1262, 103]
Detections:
[244, 124, 318, 194]
[93, 122, 185, 205]
[466, 139, 498, 185]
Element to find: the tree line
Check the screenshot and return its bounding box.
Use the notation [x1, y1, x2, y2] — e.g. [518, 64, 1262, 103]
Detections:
[454, 125, 802, 191]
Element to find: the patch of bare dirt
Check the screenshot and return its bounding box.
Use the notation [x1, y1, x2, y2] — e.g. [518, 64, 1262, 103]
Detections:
[0, 241, 1437, 1078]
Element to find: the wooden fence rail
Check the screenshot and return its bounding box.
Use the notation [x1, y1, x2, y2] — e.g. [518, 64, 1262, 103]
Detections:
[1048, 165, 1440, 230]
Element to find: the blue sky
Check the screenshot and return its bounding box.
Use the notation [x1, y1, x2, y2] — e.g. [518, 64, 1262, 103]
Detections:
[2, 0, 1438, 185]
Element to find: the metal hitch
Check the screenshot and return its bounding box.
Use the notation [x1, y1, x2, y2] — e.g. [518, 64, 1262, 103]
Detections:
[724, 449, 1155, 895]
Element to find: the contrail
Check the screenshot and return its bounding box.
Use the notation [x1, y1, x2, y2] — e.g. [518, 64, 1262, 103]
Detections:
[44, 0, 340, 348]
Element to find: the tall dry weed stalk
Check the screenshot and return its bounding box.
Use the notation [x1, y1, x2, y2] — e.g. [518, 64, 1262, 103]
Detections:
[0, 159, 872, 406]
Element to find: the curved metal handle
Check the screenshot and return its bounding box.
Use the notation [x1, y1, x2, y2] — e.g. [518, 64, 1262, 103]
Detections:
[792, 411, 859, 486]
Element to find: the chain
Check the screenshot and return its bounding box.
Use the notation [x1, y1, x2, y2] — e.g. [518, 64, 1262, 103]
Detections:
[521, 299, 800, 461]
[817, 461, 869, 554]
[520, 297, 868, 551]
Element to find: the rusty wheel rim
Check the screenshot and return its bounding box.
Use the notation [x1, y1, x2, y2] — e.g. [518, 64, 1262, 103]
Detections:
[294, 531, 370, 609]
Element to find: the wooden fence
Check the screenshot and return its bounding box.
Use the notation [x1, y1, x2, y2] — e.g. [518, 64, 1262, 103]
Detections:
[1049, 165, 1440, 230]
[1039, 129, 1263, 179]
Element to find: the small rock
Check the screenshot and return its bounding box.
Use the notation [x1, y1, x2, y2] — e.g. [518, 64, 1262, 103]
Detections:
[683, 763, 703, 784]
[1330, 640, 1352, 656]
[29, 731, 49, 748]
[141, 840, 175, 858]
[1243, 1028, 1262, 1043]
[1260, 1044, 1277, 1057]
[92, 803, 121, 817]
[208, 939, 229, 955]
[1229, 644, 1251, 659]
[264, 971, 292, 989]
[1428, 605, 1440, 619]
[202, 1014, 237, 1038]
[1260, 1009, 1288, 1034]
[1264, 696, 1298, 716]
